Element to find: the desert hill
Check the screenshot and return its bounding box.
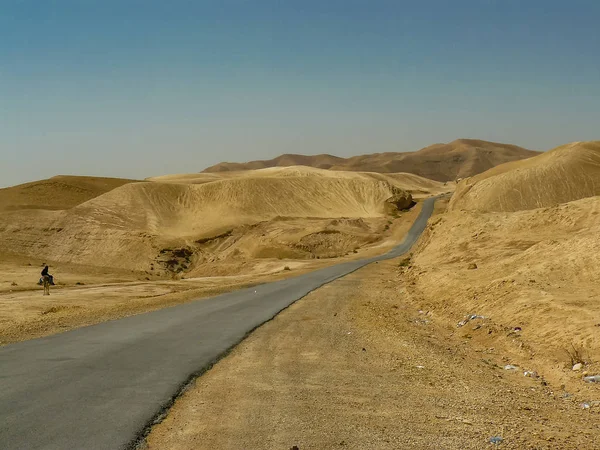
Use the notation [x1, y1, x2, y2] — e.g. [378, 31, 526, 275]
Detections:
[450, 141, 600, 212]
[404, 140, 600, 399]
[203, 139, 539, 182]
[0, 175, 138, 211]
[205, 154, 346, 173]
[149, 165, 446, 197]
[0, 167, 446, 275]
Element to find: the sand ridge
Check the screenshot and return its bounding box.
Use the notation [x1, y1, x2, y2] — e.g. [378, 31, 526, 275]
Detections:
[203, 139, 539, 182]
[450, 141, 600, 212]
[0, 175, 139, 211]
[0, 167, 445, 275]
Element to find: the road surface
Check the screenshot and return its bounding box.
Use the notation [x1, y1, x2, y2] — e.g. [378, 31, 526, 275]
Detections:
[0, 197, 436, 450]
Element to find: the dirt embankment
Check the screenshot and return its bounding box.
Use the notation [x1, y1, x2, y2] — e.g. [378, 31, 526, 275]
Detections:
[404, 141, 600, 400]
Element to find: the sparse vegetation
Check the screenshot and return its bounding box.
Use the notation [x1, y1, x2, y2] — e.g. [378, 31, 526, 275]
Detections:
[398, 256, 412, 267]
[565, 343, 591, 367]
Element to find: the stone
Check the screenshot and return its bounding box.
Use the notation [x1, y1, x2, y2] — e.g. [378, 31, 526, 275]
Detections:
[573, 363, 583, 371]
[468, 263, 478, 270]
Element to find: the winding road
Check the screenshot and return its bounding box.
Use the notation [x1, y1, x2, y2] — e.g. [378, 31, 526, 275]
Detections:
[0, 197, 436, 450]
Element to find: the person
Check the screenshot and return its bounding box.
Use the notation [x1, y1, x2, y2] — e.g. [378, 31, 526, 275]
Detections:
[40, 265, 54, 285]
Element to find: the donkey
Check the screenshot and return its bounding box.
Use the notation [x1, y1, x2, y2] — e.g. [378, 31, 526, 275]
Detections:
[42, 275, 51, 296]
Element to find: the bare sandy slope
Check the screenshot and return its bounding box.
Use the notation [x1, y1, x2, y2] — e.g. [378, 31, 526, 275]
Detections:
[203, 139, 539, 181]
[148, 165, 448, 198]
[0, 171, 428, 343]
[0, 175, 138, 211]
[450, 141, 600, 212]
[144, 256, 599, 450]
[0, 168, 446, 277]
[405, 140, 600, 397]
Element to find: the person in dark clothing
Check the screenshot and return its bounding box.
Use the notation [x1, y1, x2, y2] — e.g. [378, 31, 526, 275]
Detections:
[40, 265, 54, 286]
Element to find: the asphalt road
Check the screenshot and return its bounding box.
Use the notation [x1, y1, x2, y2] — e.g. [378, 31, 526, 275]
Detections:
[0, 197, 436, 450]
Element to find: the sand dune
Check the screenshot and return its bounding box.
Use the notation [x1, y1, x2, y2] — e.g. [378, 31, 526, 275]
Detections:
[450, 141, 600, 212]
[203, 139, 539, 181]
[149, 165, 447, 197]
[409, 195, 600, 388]
[406, 142, 600, 395]
[0, 168, 441, 274]
[0, 175, 138, 211]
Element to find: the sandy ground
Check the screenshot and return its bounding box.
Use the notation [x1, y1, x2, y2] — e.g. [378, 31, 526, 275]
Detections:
[0, 204, 423, 344]
[0, 167, 446, 275]
[404, 195, 600, 397]
[143, 256, 600, 450]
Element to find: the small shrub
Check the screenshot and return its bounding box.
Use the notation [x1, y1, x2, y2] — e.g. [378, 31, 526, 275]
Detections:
[284, 266, 291, 271]
[565, 343, 591, 367]
[398, 257, 411, 267]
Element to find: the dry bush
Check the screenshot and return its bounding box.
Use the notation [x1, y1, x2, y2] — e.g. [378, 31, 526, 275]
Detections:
[565, 343, 591, 367]
[398, 256, 412, 267]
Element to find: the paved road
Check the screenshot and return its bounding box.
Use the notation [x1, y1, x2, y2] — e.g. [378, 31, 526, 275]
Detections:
[0, 197, 436, 450]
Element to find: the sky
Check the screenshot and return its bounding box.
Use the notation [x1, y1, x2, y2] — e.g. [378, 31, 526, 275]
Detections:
[1, 0, 599, 187]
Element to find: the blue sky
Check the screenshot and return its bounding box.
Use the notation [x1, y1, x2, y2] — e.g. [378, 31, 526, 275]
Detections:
[1, 0, 599, 186]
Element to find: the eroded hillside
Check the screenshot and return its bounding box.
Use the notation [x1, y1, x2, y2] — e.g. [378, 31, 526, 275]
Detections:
[405, 140, 600, 395]
[0, 168, 446, 276]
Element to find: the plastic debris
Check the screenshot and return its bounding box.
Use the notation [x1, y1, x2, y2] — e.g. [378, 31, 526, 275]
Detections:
[457, 314, 486, 327]
[489, 436, 503, 445]
[504, 365, 518, 371]
[584, 375, 600, 383]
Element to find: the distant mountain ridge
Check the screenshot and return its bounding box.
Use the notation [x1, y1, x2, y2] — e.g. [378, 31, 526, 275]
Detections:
[203, 139, 540, 181]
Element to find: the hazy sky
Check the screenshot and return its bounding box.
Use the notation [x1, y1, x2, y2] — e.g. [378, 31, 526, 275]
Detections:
[1, 0, 599, 187]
